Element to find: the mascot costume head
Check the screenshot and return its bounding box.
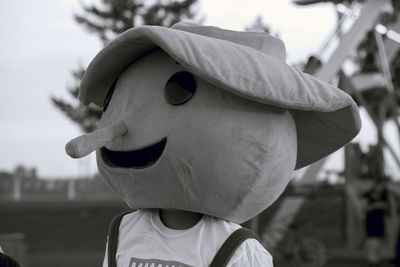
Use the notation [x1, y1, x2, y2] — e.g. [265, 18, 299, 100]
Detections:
[66, 22, 361, 224]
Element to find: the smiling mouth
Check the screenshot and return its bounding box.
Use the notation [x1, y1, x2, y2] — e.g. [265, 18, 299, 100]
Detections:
[101, 138, 167, 168]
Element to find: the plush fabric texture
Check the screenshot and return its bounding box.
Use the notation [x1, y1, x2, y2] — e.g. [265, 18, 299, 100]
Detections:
[96, 50, 297, 223]
[79, 22, 361, 169]
[66, 120, 128, 158]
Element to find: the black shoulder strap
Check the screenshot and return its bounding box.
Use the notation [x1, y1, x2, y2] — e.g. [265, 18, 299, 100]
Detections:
[209, 228, 261, 267]
[107, 211, 132, 267]
[107, 213, 260, 267]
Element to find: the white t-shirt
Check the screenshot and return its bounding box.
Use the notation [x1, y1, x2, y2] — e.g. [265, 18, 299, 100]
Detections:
[102, 209, 273, 267]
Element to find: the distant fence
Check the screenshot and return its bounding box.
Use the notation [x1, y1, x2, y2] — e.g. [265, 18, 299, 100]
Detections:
[0, 175, 119, 201]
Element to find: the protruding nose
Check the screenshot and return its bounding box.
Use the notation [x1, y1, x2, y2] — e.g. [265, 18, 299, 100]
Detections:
[65, 120, 128, 158]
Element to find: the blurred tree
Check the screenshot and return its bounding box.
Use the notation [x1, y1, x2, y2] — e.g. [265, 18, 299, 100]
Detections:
[14, 165, 37, 179]
[52, 0, 201, 133]
[244, 15, 279, 36]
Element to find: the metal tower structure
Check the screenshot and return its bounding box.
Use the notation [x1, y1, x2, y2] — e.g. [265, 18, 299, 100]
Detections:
[261, 0, 400, 264]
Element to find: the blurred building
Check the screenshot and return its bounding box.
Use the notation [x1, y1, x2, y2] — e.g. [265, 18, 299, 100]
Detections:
[0, 168, 118, 201]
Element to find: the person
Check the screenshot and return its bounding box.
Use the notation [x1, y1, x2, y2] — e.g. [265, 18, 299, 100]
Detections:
[65, 22, 361, 266]
[363, 179, 390, 267]
[387, 182, 400, 267]
[0, 246, 21, 267]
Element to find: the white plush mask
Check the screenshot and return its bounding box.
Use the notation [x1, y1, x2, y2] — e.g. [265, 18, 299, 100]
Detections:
[96, 49, 297, 223]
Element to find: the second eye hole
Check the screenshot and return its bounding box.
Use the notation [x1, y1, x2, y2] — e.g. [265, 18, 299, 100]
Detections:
[164, 71, 196, 105]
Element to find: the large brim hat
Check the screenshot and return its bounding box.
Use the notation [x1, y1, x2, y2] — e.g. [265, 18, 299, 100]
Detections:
[79, 22, 361, 169]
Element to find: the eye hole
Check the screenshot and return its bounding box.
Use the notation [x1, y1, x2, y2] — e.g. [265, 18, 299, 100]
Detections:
[164, 71, 196, 105]
[103, 79, 117, 112]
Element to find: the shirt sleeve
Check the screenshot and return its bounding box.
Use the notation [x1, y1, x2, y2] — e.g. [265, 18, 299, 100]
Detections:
[226, 238, 273, 267]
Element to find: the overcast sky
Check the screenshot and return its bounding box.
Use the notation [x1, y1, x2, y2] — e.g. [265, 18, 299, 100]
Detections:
[0, 0, 388, 178]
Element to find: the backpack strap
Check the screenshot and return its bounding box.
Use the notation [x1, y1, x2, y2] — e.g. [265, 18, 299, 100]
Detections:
[209, 228, 261, 267]
[107, 212, 260, 267]
[107, 211, 133, 267]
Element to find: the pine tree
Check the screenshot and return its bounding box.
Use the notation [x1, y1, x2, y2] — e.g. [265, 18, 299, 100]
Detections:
[52, 0, 201, 133]
[244, 15, 277, 36]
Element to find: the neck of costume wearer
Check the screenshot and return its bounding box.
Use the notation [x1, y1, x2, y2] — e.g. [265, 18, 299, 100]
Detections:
[159, 209, 203, 230]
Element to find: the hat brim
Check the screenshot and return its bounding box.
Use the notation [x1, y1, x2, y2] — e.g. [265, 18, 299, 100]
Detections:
[79, 25, 361, 169]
